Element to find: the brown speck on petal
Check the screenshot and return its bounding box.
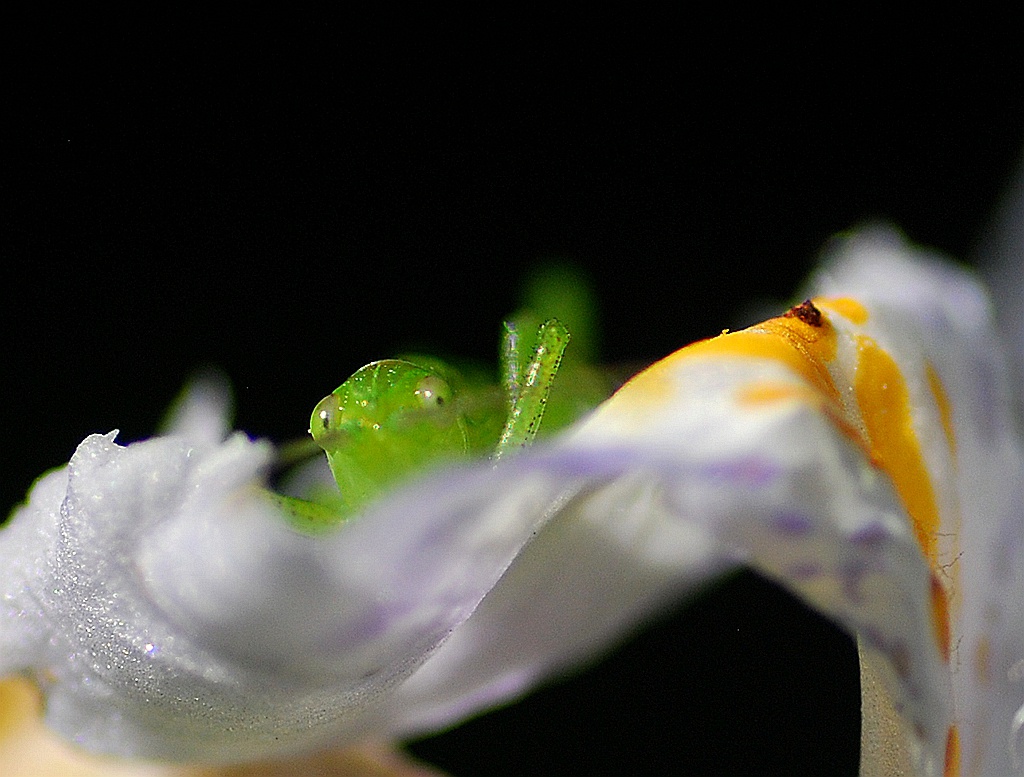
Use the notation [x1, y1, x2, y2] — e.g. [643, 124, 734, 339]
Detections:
[784, 299, 824, 327]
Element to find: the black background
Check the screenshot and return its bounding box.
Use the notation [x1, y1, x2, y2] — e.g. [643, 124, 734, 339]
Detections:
[5, 18, 1024, 776]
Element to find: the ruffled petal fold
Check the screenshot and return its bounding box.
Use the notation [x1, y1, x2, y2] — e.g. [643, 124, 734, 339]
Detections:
[1, 410, 568, 761]
[392, 229, 1024, 776]
[3, 228, 1021, 777]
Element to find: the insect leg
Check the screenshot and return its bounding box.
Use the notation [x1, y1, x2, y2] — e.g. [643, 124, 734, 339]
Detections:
[493, 319, 569, 461]
[501, 320, 523, 411]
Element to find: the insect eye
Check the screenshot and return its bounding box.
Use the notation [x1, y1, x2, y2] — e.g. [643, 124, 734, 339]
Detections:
[413, 374, 452, 410]
[309, 393, 345, 446]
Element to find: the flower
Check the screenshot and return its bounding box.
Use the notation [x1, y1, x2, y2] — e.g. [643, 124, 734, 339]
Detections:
[2, 228, 1021, 776]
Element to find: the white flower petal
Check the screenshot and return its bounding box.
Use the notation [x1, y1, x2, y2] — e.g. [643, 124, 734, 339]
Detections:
[977, 154, 1024, 396]
[389, 228, 1024, 775]
[1, 420, 573, 761]
[2, 227, 1019, 777]
[157, 371, 234, 445]
[818, 232, 1024, 776]
[385, 466, 726, 735]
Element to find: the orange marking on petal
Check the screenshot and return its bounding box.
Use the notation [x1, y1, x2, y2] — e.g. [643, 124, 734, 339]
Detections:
[930, 572, 952, 663]
[602, 304, 841, 416]
[736, 381, 872, 462]
[736, 382, 818, 406]
[944, 724, 960, 777]
[926, 362, 957, 459]
[672, 305, 840, 402]
[854, 334, 942, 566]
[817, 296, 869, 325]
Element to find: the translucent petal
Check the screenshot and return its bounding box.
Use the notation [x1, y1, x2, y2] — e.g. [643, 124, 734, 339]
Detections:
[391, 229, 1024, 775]
[2, 228, 1020, 777]
[0, 424, 574, 761]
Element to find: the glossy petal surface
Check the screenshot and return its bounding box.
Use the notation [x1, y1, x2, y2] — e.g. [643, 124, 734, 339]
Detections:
[3, 229, 1021, 777]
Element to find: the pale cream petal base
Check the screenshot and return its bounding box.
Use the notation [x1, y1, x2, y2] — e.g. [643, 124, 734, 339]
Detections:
[0, 678, 445, 777]
[859, 637, 918, 777]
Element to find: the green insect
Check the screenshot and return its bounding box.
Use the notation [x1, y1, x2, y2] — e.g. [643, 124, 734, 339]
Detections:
[273, 266, 609, 534]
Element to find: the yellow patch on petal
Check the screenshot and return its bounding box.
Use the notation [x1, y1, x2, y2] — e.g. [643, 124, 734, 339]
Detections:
[929, 572, 952, 664]
[853, 335, 954, 667]
[686, 303, 840, 404]
[0, 675, 177, 776]
[944, 725, 960, 777]
[598, 293, 957, 667]
[736, 382, 820, 406]
[818, 296, 870, 326]
[610, 299, 949, 579]
[854, 335, 942, 566]
[608, 298, 842, 414]
[736, 380, 872, 463]
[926, 362, 957, 460]
[0, 677, 37, 741]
